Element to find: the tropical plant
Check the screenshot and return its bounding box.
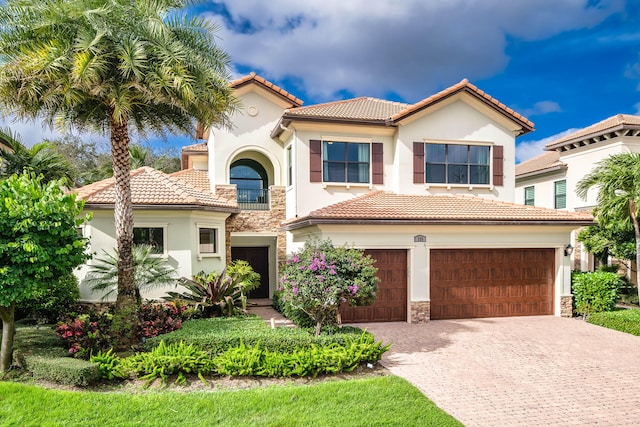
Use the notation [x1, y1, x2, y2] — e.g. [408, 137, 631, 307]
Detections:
[83, 244, 178, 302]
[0, 0, 238, 345]
[279, 239, 380, 335]
[15, 273, 80, 323]
[572, 271, 623, 317]
[165, 266, 260, 317]
[576, 153, 640, 303]
[0, 173, 90, 373]
[0, 127, 75, 183]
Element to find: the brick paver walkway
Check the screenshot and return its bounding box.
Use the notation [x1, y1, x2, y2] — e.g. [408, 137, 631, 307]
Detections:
[360, 316, 640, 427]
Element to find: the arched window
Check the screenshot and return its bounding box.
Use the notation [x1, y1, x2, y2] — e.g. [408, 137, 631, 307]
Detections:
[230, 159, 268, 206]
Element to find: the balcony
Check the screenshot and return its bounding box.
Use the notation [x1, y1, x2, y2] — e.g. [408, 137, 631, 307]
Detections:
[237, 188, 269, 210]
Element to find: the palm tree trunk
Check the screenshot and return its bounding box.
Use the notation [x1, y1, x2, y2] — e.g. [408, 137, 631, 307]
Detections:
[0, 303, 15, 374]
[110, 118, 136, 310]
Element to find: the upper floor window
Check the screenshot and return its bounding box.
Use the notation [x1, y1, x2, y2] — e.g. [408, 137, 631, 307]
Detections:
[322, 141, 370, 183]
[554, 180, 567, 209]
[425, 143, 490, 185]
[133, 225, 166, 256]
[524, 186, 535, 206]
[230, 159, 269, 209]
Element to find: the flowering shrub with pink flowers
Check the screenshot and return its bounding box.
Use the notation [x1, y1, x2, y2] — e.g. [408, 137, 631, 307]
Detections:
[279, 240, 379, 335]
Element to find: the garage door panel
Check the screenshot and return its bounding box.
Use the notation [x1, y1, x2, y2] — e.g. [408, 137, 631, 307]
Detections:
[340, 249, 407, 323]
[430, 248, 555, 320]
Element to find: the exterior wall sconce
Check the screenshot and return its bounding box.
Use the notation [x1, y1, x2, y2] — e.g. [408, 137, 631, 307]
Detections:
[564, 244, 574, 256]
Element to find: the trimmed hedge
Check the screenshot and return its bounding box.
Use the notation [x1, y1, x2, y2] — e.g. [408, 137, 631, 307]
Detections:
[587, 308, 640, 336]
[145, 316, 373, 356]
[572, 271, 622, 316]
[25, 355, 100, 386]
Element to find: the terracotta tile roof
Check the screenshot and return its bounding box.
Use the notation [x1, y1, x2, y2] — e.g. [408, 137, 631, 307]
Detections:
[74, 167, 238, 211]
[181, 142, 208, 152]
[284, 191, 592, 229]
[390, 79, 534, 132]
[231, 72, 303, 107]
[170, 168, 211, 191]
[276, 79, 533, 135]
[545, 114, 640, 151]
[283, 97, 410, 122]
[515, 151, 565, 177]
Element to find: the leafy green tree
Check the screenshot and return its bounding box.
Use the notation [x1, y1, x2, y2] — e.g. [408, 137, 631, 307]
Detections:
[279, 240, 380, 335]
[0, 128, 75, 183]
[89, 143, 181, 182]
[84, 244, 178, 302]
[577, 223, 636, 262]
[577, 153, 640, 302]
[0, 173, 90, 373]
[0, 0, 237, 342]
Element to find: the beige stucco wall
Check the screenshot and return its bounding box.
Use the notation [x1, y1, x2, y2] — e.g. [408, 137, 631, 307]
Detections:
[76, 209, 229, 302]
[289, 223, 576, 321]
[208, 88, 287, 191]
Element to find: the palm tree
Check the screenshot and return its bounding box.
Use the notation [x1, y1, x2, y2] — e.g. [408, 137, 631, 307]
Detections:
[0, 0, 237, 332]
[0, 128, 75, 184]
[85, 245, 178, 302]
[577, 152, 640, 302]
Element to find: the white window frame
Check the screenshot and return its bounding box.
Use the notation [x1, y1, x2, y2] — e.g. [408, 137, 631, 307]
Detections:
[133, 222, 168, 258]
[196, 223, 222, 259]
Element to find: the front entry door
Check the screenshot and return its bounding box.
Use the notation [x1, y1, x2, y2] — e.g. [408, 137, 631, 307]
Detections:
[231, 246, 270, 299]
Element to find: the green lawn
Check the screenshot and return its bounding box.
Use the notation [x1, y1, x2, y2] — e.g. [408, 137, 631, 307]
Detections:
[588, 308, 640, 336]
[0, 376, 462, 427]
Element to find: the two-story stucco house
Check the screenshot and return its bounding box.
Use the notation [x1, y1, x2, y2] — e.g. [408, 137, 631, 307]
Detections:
[76, 73, 592, 322]
[515, 114, 640, 281]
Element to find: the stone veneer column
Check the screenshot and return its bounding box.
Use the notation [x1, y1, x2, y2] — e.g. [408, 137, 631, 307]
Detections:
[411, 301, 430, 323]
[560, 295, 573, 317]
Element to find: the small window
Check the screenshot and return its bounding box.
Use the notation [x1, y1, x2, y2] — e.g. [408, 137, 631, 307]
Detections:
[524, 186, 535, 206]
[197, 225, 221, 257]
[287, 146, 293, 187]
[425, 143, 490, 185]
[322, 141, 370, 183]
[133, 226, 165, 255]
[554, 180, 567, 209]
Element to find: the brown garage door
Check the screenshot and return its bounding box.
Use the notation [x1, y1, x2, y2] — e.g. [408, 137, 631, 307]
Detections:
[430, 248, 555, 320]
[340, 249, 407, 323]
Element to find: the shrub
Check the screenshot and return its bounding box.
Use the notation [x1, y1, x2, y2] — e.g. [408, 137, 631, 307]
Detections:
[587, 308, 640, 336]
[56, 303, 188, 358]
[212, 332, 390, 378]
[146, 316, 371, 356]
[279, 239, 380, 334]
[572, 271, 623, 317]
[165, 263, 260, 317]
[25, 355, 100, 386]
[15, 274, 80, 323]
[272, 289, 315, 328]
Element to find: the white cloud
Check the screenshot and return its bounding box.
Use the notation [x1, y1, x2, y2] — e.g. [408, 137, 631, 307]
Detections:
[516, 128, 578, 163]
[0, 115, 63, 147]
[204, 0, 625, 101]
[521, 100, 562, 117]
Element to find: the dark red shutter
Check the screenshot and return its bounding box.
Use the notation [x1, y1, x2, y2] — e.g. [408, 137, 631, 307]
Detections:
[372, 142, 383, 185]
[492, 145, 504, 186]
[413, 142, 425, 184]
[310, 139, 322, 182]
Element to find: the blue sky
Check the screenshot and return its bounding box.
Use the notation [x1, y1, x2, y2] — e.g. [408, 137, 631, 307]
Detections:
[3, 0, 639, 163]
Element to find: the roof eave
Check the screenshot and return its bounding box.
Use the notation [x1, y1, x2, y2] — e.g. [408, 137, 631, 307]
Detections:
[515, 164, 567, 180]
[84, 203, 240, 213]
[283, 217, 593, 231]
[545, 124, 640, 151]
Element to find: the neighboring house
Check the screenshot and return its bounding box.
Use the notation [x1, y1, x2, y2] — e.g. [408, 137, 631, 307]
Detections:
[515, 114, 640, 279]
[77, 73, 593, 322]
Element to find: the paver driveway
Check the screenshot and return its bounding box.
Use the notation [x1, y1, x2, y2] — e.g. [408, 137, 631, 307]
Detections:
[360, 316, 640, 427]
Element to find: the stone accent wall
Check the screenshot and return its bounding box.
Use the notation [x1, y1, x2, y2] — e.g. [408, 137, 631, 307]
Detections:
[411, 301, 430, 324]
[560, 295, 573, 317]
[217, 185, 287, 266]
